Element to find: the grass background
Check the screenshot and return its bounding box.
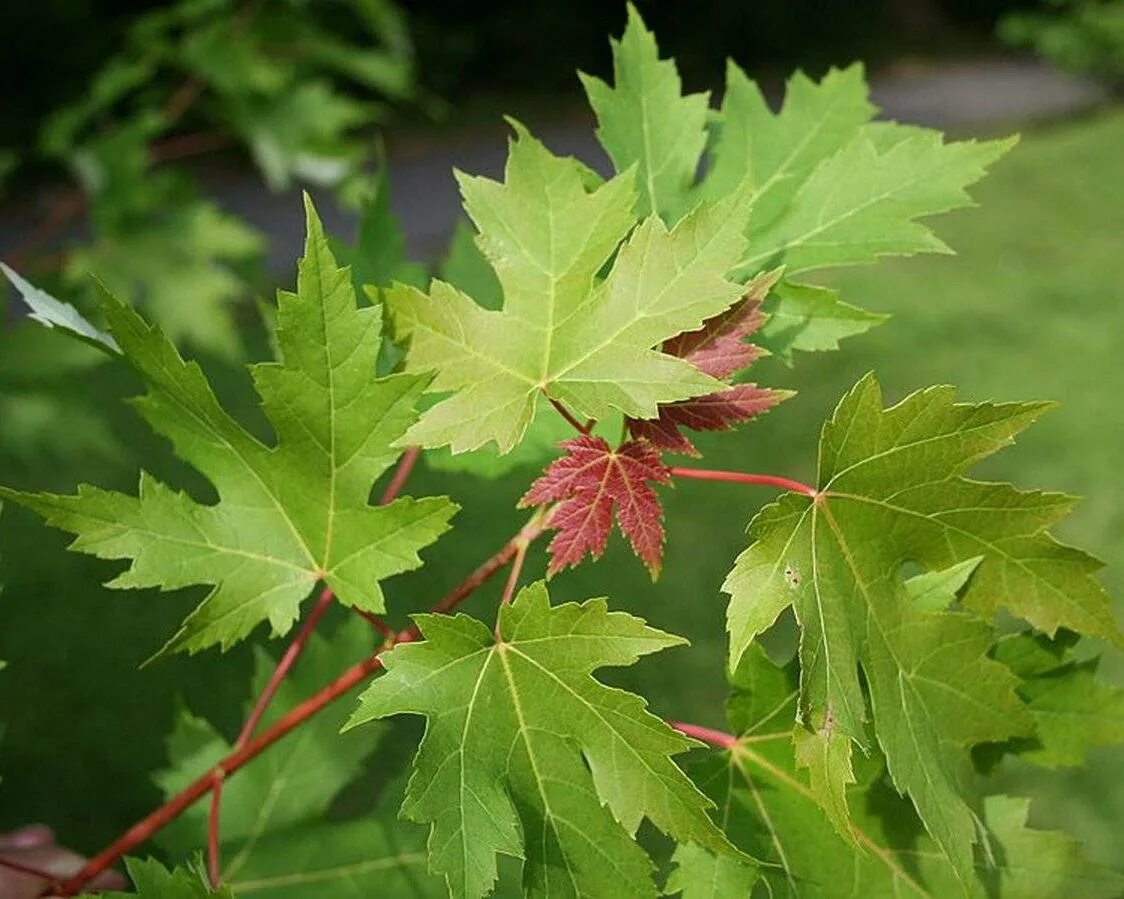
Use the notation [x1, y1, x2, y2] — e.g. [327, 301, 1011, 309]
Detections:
[1, 109, 1121, 866]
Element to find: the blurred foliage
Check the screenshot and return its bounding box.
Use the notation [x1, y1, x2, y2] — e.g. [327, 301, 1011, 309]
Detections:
[1001, 0, 1124, 88]
[4, 0, 414, 358]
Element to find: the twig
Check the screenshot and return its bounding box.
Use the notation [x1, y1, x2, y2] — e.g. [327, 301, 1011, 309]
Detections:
[379, 447, 421, 505]
[354, 609, 396, 641]
[493, 536, 531, 639]
[668, 721, 738, 750]
[205, 587, 336, 886]
[669, 467, 818, 497]
[56, 651, 387, 896]
[547, 397, 593, 435]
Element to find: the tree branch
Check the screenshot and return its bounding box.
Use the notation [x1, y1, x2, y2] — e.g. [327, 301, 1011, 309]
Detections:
[547, 397, 593, 435]
[206, 586, 336, 886]
[379, 447, 421, 505]
[56, 650, 387, 896]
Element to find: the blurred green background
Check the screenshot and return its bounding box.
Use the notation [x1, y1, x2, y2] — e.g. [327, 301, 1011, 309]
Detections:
[1, 0, 1121, 878]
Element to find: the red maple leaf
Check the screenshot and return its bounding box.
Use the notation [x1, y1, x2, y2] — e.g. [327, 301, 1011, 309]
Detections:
[519, 435, 671, 577]
[627, 269, 789, 454]
[628, 384, 789, 455]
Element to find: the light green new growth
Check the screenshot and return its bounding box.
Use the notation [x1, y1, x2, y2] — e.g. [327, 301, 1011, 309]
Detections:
[389, 125, 752, 454]
[347, 582, 734, 899]
[0, 200, 456, 654]
[723, 374, 1121, 879]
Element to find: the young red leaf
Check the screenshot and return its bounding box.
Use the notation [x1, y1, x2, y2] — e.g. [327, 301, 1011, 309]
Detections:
[627, 269, 789, 454]
[662, 270, 778, 378]
[519, 436, 671, 576]
[628, 384, 790, 455]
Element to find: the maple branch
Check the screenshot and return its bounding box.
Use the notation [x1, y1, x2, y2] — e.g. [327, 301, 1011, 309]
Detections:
[54, 515, 554, 896]
[379, 446, 421, 505]
[423, 506, 554, 621]
[547, 397, 593, 435]
[668, 721, 738, 750]
[499, 540, 529, 611]
[354, 608, 396, 641]
[56, 650, 387, 896]
[669, 467, 818, 497]
[206, 586, 336, 886]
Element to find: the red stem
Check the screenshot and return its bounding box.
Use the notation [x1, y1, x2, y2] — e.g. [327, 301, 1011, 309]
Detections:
[669, 721, 738, 750]
[55, 518, 553, 897]
[57, 651, 387, 896]
[547, 397, 592, 435]
[669, 467, 818, 497]
[379, 447, 421, 505]
[354, 608, 396, 641]
[206, 587, 336, 885]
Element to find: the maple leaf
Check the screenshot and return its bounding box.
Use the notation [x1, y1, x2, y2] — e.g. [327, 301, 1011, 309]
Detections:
[578, 4, 709, 222]
[519, 435, 671, 576]
[387, 123, 754, 455]
[0, 199, 457, 655]
[346, 582, 734, 899]
[723, 374, 1121, 878]
[626, 269, 792, 455]
[80, 857, 234, 898]
[583, 8, 1011, 358]
[668, 644, 1124, 899]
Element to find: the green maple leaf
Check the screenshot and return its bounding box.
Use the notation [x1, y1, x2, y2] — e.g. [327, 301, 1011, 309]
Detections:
[389, 125, 753, 454]
[723, 374, 1120, 878]
[0, 200, 456, 654]
[79, 857, 234, 898]
[578, 5, 709, 222]
[987, 631, 1124, 769]
[346, 582, 733, 898]
[668, 645, 1123, 898]
[582, 8, 1011, 359]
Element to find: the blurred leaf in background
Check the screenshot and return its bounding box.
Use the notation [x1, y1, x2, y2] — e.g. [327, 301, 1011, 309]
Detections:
[1001, 0, 1124, 90]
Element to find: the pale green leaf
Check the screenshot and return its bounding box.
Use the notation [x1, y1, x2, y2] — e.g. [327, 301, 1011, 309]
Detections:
[724, 375, 1120, 876]
[347, 582, 732, 899]
[757, 280, 887, 362]
[906, 556, 984, 612]
[1, 263, 119, 354]
[1, 200, 456, 654]
[699, 64, 875, 229]
[390, 126, 755, 454]
[579, 4, 709, 221]
[737, 133, 1016, 278]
